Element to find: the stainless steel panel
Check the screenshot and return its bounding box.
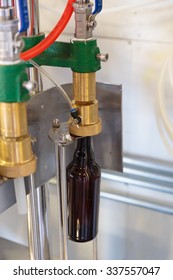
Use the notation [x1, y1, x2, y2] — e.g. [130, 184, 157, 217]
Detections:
[0, 83, 122, 213]
[0, 237, 29, 260]
[27, 83, 122, 187]
[94, 83, 122, 171]
[0, 178, 15, 214]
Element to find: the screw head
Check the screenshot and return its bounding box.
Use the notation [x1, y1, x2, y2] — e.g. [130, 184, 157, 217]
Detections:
[88, 20, 97, 29]
[52, 119, 60, 129]
[96, 53, 109, 62]
[23, 81, 37, 92]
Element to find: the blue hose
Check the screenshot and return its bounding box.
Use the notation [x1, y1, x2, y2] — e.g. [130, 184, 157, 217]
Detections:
[16, 0, 29, 33]
[92, 0, 102, 15]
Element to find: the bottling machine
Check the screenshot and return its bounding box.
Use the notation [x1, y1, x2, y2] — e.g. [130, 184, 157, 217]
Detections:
[0, 0, 122, 259]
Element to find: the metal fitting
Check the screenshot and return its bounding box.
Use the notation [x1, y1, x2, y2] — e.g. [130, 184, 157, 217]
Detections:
[0, 6, 21, 63]
[52, 119, 61, 129]
[88, 18, 97, 30]
[96, 53, 109, 62]
[73, 1, 93, 39]
[76, 0, 90, 3]
[59, 134, 68, 145]
[69, 72, 102, 137]
[0, 0, 14, 7]
[23, 80, 38, 93]
[0, 6, 14, 20]
[0, 102, 36, 178]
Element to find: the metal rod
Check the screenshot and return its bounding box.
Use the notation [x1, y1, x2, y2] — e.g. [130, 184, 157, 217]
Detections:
[27, 0, 40, 35]
[0, 0, 12, 7]
[93, 237, 98, 260]
[101, 191, 173, 216]
[26, 174, 41, 259]
[59, 144, 68, 260]
[28, 67, 43, 92]
[27, 0, 42, 92]
[55, 143, 64, 260]
[36, 183, 51, 259]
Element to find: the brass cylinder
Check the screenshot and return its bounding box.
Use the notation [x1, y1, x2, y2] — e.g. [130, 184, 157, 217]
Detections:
[69, 119, 102, 137]
[73, 72, 96, 102]
[0, 102, 28, 137]
[0, 102, 36, 178]
[69, 72, 102, 137]
[73, 100, 98, 125]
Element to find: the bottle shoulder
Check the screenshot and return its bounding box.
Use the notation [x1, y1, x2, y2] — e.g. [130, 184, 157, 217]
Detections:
[67, 161, 101, 179]
[67, 164, 89, 178]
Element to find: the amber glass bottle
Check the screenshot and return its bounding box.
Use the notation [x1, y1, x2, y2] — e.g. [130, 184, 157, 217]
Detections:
[67, 136, 101, 242]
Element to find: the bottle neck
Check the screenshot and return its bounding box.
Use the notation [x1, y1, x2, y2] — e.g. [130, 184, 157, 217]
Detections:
[73, 136, 94, 166]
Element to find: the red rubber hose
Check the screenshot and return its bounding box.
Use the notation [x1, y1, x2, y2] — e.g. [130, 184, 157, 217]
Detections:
[20, 0, 75, 61]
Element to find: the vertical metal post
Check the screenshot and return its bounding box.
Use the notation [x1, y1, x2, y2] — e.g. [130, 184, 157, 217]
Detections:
[37, 183, 51, 260]
[27, 0, 42, 92]
[49, 121, 74, 260]
[26, 174, 41, 260]
[55, 142, 63, 260]
[55, 141, 69, 260]
[59, 143, 69, 260]
[26, 0, 51, 260]
[93, 237, 98, 260]
[27, 0, 40, 35]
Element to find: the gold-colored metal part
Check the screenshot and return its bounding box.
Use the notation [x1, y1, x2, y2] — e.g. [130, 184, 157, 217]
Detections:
[73, 72, 96, 102]
[0, 102, 36, 178]
[0, 102, 28, 137]
[69, 72, 102, 136]
[70, 119, 102, 137]
[73, 100, 98, 125]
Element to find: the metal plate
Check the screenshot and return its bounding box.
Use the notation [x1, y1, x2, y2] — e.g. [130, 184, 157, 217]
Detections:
[0, 237, 29, 260]
[0, 83, 122, 213]
[27, 83, 122, 187]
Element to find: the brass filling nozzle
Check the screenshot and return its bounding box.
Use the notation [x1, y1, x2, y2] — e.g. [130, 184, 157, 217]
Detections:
[0, 102, 36, 178]
[69, 72, 102, 136]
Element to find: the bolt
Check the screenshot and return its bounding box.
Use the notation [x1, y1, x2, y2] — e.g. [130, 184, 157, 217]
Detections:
[96, 53, 109, 62]
[59, 133, 67, 144]
[23, 81, 37, 92]
[31, 137, 37, 145]
[52, 119, 60, 129]
[88, 20, 97, 29]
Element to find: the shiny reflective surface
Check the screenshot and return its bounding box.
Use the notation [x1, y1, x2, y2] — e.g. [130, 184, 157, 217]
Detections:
[37, 184, 51, 260]
[70, 73, 102, 136]
[0, 102, 36, 178]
